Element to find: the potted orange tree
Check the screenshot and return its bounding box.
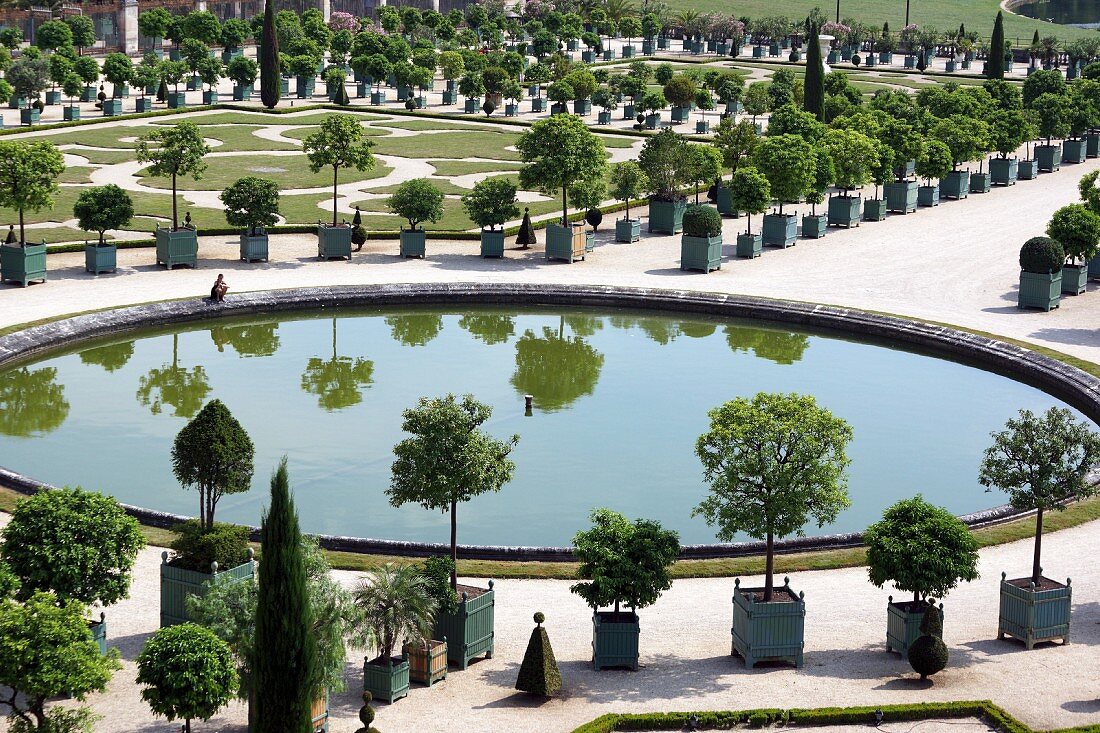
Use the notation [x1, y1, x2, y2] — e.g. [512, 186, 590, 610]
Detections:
[388, 178, 444, 258]
[136, 121, 210, 269]
[304, 114, 375, 261]
[0, 140, 64, 286]
[695, 392, 852, 668]
[1047, 204, 1100, 296]
[979, 407, 1100, 649]
[1016, 236, 1064, 311]
[461, 177, 519, 257]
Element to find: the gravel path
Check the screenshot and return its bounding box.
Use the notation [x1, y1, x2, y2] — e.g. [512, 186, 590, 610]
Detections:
[0, 512, 1096, 733]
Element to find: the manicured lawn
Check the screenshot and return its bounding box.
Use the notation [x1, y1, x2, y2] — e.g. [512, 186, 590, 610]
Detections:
[371, 129, 524, 159]
[370, 173, 519, 196]
[187, 111, 387, 125]
[136, 154, 393, 191]
[661, 0, 1098, 42]
[18, 226, 113, 245]
[58, 147, 142, 165]
[0, 186, 229, 229]
[46, 124, 300, 152]
[59, 167, 94, 184]
[279, 125, 391, 141]
[376, 119, 491, 131]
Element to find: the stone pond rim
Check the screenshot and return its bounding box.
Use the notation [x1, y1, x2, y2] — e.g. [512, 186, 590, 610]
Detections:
[1, 282, 1097, 563]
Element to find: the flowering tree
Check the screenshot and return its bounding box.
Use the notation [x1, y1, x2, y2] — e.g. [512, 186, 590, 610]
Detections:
[327, 11, 360, 34]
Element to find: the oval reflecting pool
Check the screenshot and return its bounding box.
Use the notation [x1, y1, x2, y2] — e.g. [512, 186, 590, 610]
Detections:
[1013, 0, 1100, 28]
[0, 307, 1079, 546]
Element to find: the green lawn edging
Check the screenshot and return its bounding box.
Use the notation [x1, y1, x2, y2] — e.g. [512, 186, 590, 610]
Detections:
[571, 700, 1093, 733]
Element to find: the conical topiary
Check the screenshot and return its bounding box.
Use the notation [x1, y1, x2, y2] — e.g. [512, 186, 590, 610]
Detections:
[908, 604, 948, 680]
[516, 207, 536, 248]
[156, 78, 168, 102]
[516, 612, 562, 697]
[355, 691, 381, 733]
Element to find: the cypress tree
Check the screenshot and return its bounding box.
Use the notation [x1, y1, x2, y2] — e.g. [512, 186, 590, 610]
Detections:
[259, 0, 280, 109]
[987, 12, 1005, 80]
[253, 458, 317, 733]
[804, 23, 825, 122]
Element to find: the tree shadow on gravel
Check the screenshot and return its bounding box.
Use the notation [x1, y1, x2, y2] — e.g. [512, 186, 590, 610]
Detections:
[108, 630, 154, 661]
[643, 267, 703, 277]
[795, 642, 911, 681]
[1028, 328, 1100, 349]
[554, 654, 739, 703]
[873, 677, 934, 691]
[1069, 600, 1100, 645]
[1061, 699, 1100, 714]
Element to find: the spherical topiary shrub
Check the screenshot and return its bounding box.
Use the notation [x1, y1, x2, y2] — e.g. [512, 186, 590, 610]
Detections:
[682, 204, 722, 238]
[907, 605, 948, 680]
[788, 51, 799, 62]
[533, 611, 546, 625]
[352, 225, 367, 247]
[1019, 236, 1064, 274]
[585, 208, 603, 229]
[852, 54, 862, 66]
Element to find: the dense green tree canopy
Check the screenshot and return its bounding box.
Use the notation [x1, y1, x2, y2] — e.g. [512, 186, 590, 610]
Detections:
[73, 185, 134, 245]
[0, 140, 65, 244]
[171, 399, 255, 529]
[303, 115, 376, 226]
[517, 114, 607, 224]
[137, 624, 238, 733]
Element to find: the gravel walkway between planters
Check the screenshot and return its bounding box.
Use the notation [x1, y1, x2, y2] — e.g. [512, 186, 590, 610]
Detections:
[0, 512, 1096, 733]
[1, 155, 1097, 364]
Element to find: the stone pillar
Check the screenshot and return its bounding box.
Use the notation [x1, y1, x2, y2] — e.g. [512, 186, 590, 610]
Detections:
[196, 0, 207, 11]
[120, 0, 139, 55]
[233, 1, 242, 19]
[321, 0, 330, 23]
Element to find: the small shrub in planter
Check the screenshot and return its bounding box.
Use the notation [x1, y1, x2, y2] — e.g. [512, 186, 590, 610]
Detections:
[979, 407, 1100, 648]
[916, 139, 952, 208]
[462, 178, 519, 258]
[865, 496, 978, 655]
[1017, 236, 1064, 310]
[137, 624, 238, 729]
[515, 612, 562, 696]
[221, 176, 279, 264]
[1047, 203, 1100, 295]
[74, 184, 133, 275]
[729, 166, 770, 257]
[907, 605, 948, 680]
[389, 178, 444, 258]
[680, 204, 723, 273]
[696, 393, 852, 668]
[572, 508, 680, 671]
[610, 161, 647, 243]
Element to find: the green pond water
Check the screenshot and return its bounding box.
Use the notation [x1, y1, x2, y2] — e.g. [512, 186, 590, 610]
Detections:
[1014, 0, 1100, 28]
[0, 307, 1075, 547]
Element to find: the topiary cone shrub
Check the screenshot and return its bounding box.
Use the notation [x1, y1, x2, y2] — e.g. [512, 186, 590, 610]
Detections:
[683, 204, 722, 238]
[516, 611, 562, 697]
[1019, 236, 1064, 274]
[908, 605, 948, 680]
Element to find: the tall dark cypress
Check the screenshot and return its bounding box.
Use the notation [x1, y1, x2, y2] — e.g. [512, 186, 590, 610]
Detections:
[804, 23, 825, 122]
[253, 458, 317, 733]
[987, 12, 1005, 80]
[260, 0, 280, 109]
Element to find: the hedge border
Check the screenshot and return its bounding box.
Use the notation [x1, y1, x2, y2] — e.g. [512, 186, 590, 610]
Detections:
[570, 700, 1099, 733]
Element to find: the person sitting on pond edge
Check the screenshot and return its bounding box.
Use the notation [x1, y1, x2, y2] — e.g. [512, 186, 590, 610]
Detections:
[210, 274, 228, 303]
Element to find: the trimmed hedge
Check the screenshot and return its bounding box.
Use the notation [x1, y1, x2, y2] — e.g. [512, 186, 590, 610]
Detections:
[1020, 236, 1064, 274]
[0, 104, 218, 136]
[570, 701, 1071, 733]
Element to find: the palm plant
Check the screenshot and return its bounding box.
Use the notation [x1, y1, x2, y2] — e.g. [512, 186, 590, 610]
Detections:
[354, 564, 438, 664]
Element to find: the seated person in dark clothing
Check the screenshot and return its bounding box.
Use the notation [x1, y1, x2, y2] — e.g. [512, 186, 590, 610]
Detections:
[210, 274, 229, 302]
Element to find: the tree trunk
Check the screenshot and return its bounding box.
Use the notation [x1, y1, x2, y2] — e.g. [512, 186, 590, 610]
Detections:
[332, 166, 339, 226]
[561, 186, 569, 226]
[171, 172, 178, 230]
[450, 498, 458, 591]
[763, 532, 774, 602]
[1032, 506, 1044, 584]
[18, 207, 25, 246]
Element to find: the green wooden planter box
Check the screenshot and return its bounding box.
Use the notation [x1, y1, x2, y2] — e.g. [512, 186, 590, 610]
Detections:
[317, 225, 352, 260]
[480, 229, 505, 257]
[136, 97, 153, 113]
[917, 185, 940, 207]
[466, 97, 482, 114]
[1087, 133, 1100, 158]
[1061, 264, 1087, 295]
[102, 99, 123, 116]
[81, 85, 98, 101]
[202, 90, 217, 105]
[442, 89, 457, 104]
[622, 45, 635, 58]
[941, 170, 969, 200]
[433, 582, 495, 670]
[680, 233, 723, 272]
[186, 76, 201, 91]
[695, 120, 710, 134]
[736, 232, 761, 258]
[20, 108, 40, 125]
[716, 187, 738, 217]
[1018, 270, 1061, 310]
[8, 96, 26, 109]
[884, 181, 918, 213]
[602, 48, 616, 60]
[573, 98, 592, 115]
[545, 223, 586, 263]
[969, 172, 991, 193]
[989, 157, 1018, 186]
[592, 612, 640, 670]
[1062, 139, 1087, 164]
[762, 213, 797, 247]
[582, 50, 596, 63]
[615, 217, 641, 243]
[89, 613, 107, 655]
[400, 229, 426, 258]
[731, 577, 805, 668]
[63, 106, 80, 121]
[531, 96, 546, 112]
[362, 656, 410, 703]
[648, 199, 687, 234]
[658, 36, 670, 49]
[801, 214, 826, 238]
[222, 48, 243, 64]
[160, 549, 256, 627]
[1035, 144, 1061, 172]
[1089, 255, 1100, 281]
[863, 198, 887, 222]
[597, 110, 611, 125]
[645, 113, 660, 129]
[886, 599, 941, 656]
[1, 243, 47, 286]
[998, 573, 1071, 649]
[643, 39, 655, 55]
[827, 195, 861, 228]
[45, 90, 61, 105]
[167, 92, 187, 109]
[85, 243, 117, 274]
[240, 232, 269, 262]
[155, 227, 198, 268]
[296, 76, 315, 98]
[371, 91, 387, 105]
